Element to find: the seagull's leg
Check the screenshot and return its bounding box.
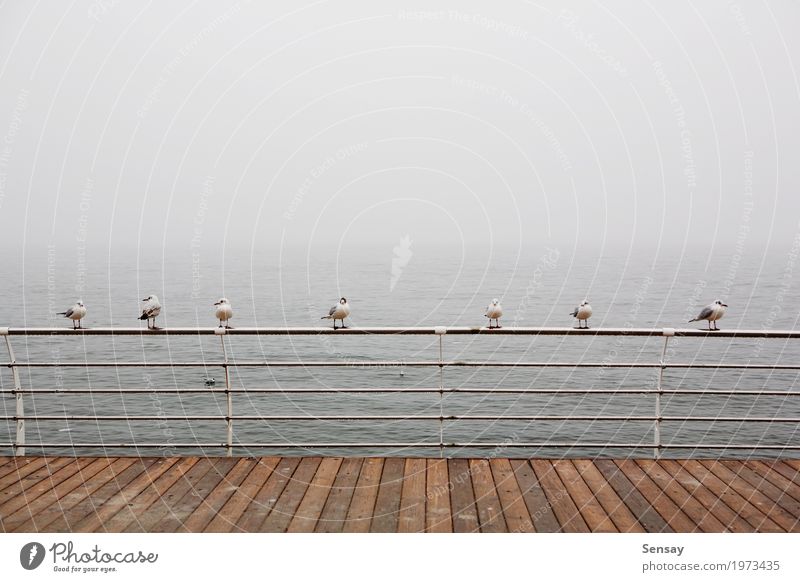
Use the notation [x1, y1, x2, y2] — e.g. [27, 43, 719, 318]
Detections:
[341, 319, 348, 329]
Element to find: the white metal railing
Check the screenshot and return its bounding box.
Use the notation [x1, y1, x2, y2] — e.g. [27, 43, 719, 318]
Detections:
[1, 326, 799, 458]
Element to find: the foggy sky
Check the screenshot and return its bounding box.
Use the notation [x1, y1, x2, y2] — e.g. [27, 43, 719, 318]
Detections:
[1, 0, 799, 260]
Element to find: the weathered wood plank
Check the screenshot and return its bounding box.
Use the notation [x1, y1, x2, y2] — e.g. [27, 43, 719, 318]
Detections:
[448, 458, 479, 533]
[658, 459, 754, 533]
[531, 459, 589, 533]
[770, 461, 800, 490]
[614, 460, 697, 532]
[342, 457, 383, 532]
[489, 459, 533, 533]
[71, 457, 180, 532]
[0, 457, 76, 516]
[574, 460, 643, 532]
[712, 461, 800, 528]
[260, 457, 323, 532]
[102, 457, 200, 532]
[315, 457, 364, 533]
[287, 458, 343, 533]
[0, 456, 51, 485]
[398, 458, 427, 533]
[737, 461, 800, 508]
[678, 460, 783, 533]
[235, 457, 301, 532]
[635, 460, 727, 533]
[469, 459, 507, 533]
[425, 459, 452, 533]
[509, 459, 560, 532]
[182, 457, 256, 532]
[594, 459, 671, 533]
[553, 460, 616, 532]
[7, 458, 115, 532]
[369, 457, 405, 533]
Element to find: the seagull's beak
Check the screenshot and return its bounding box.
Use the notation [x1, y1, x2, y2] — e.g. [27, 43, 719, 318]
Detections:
[721, 303, 728, 307]
[141, 298, 147, 302]
[213, 301, 220, 305]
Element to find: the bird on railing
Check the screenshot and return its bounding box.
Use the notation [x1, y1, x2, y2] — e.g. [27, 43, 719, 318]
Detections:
[58, 301, 86, 329]
[485, 298, 503, 329]
[139, 295, 162, 329]
[571, 300, 592, 329]
[322, 297, 350, 329]
[689, 299, 728, 330]
[214, 298, 233, 328]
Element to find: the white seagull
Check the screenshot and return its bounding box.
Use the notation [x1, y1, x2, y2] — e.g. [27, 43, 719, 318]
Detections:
[571, 300, 592, 329]
[322, 297, 351, 329]
[485, 298, 503, 329]
[139, 295, 162, 329]
[58, 301, 86, 329]
[689, 299, 728, 330]
[214, 297, 233, 328]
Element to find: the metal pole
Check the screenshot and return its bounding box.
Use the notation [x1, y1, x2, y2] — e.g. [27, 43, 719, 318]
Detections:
[2, 330, 24, 456]
[655, 329, 674, 460]
[435, 326, 446, 458]
[217, 328, 233, 457]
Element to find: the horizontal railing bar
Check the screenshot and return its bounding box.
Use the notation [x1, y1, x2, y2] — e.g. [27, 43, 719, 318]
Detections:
[2, 388, 799, 396]
[6, 326, 800, 338]
[5, 415, 799, 422]
[3, 442, 800, 449]
[8, 361, 800, 369]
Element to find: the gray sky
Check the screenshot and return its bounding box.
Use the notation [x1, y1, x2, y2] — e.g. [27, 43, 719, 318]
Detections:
[1, 0, 799, 259]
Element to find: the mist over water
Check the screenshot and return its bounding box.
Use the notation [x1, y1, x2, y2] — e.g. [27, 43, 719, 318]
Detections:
[1, 244, 798, 458]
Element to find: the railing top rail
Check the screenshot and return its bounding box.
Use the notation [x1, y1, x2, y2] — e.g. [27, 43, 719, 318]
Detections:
[2, 326, 800, 338]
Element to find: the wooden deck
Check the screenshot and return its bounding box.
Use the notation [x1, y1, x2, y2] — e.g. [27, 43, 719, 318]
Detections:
[1, 456, 799, 533]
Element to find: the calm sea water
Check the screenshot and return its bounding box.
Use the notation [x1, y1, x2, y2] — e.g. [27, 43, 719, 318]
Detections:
[1, 243, 798, 458]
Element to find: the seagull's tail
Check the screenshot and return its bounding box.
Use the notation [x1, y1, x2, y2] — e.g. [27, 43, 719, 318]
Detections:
[320, 316, 330, 320]
[688, 318, 697, 323]
[57, 312, 67, 315]
[139, 314, 149, 320]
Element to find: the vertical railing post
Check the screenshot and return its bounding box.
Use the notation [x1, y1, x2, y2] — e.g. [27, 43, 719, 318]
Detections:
[2, 329, 24, 457]
[434, 326, 447, 458]
[655, 329, 674, 460]
[217, 328, 233, 457]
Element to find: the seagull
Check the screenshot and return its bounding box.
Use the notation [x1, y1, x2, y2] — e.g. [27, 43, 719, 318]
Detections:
[689, 299, 728, 330]
[58, 301, 86, 329]
[139, 295, 162, 329]
[214, 298, 233, 328]
[485, 298, 503, 328]
[321, 297, 350, 329]
[571, 300, 592, 329]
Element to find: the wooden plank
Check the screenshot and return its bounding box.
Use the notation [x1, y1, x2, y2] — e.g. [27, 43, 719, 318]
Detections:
[573, 460, 643, 532]
[715, 461, 800, 525]
[489, 458, 533, 533]
[659, 459, 754, 533]
[678, 460, 783, 533]
[594, 459, 671, 533]
[342, 457, 383, 532]
[103, 457, 200, 532]
[6, 458, 114, 532]
[0, 457, 75, 515]
[56, 458, 157, 532]
[206, 457, 283, 532]
[784, 459, 800, 471]
[469, 459, 507, 532]
[614, 460, 697, 532]
[553, 460, 616, 532]
[260, 457, 323, 532]
[287, 458, 343, 532]
[150, 458, 239, 532]
[702, 461, 798, 531]
[124, 458, 217, 532]
[509, 459, 560, 532]
[315, 458, 364, 533]
[425, 459, 452, 533]
[448, 458, 479, 533]
[397, 458, 427, 533]
[70, 457, 181, 532]
[0, 456, 49, 484]
[737, 461, 800, 507]
[770, 461, 800, 488]
[369, 457, 405, 533]
[182, 457, 256, 532]
[531, 459, 589, 533]
[635, 460, 727, 532]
